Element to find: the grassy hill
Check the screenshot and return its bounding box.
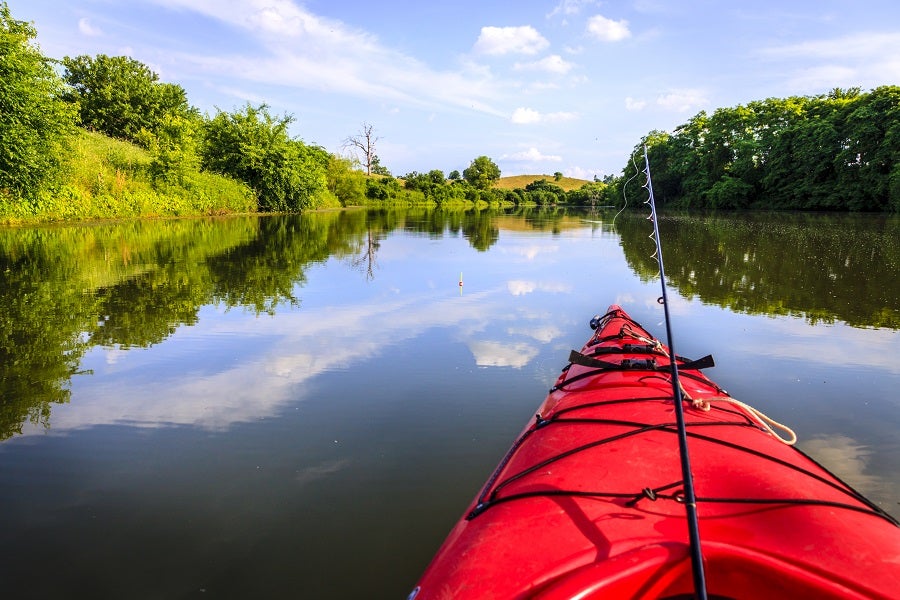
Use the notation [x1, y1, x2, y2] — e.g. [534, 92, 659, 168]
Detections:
[494, 174, 591, 192]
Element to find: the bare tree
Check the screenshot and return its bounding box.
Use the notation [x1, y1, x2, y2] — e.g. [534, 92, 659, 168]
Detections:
[350, 229, 382, 280]
[342, 122, 379, 176]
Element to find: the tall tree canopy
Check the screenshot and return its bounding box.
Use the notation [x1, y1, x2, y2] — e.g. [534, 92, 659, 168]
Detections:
[463, 155, 501, 190]
[620, 87, 900, 212]
[0, 2, 76, 200]
[61, 54, 191, 144]
[200, 104, 331, 211]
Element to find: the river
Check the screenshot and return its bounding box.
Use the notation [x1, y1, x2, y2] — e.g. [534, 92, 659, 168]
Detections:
[0, 208, 897, 598]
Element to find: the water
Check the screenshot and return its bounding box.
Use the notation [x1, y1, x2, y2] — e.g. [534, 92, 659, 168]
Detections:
[0, 208, 898, 598]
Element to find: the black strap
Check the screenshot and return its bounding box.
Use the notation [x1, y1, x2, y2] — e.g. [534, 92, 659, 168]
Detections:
[568, 350, 715, 372]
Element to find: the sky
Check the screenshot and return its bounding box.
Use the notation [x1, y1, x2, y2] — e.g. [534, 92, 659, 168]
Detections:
[13, 0, 900, 180]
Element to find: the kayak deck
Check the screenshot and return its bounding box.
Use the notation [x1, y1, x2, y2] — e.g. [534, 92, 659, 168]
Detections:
[412, 305, 900, 599]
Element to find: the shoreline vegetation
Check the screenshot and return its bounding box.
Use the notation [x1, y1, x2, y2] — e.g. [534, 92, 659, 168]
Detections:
[1, 3, 898, 226]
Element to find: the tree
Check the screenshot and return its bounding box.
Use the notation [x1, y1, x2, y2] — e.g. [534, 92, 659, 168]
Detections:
[61, 54, 190, 144]
[200, 104, 329, 211]
[343, 122, 379, 176]
[463, 155, 501, 190]
[448, 170, 461, 180]
[148, 112, 201, 184]
[0, 2, 77, 200]
[370, 154, 391, 176]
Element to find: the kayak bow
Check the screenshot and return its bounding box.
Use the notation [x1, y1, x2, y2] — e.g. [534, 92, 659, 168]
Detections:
[410, 305, 900, 599]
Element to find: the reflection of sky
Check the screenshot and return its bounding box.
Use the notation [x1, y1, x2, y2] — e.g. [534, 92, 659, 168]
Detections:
[24, 227, 639, 434]
[18, 216, 900, 510]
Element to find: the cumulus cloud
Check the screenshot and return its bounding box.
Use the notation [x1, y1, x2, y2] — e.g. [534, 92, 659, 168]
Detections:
[502, 147, 563, 162]
[586, 15, 631, 42]
[564, 166, 598, 180]
[511, 107, 578, 124]
[467, 340, 538, 368]
[625, 96, 647, 111]
[656, 89, 708, 112]
[474, 25, 550, 55]
[78, 17, 103, 36]
[514, 54, 574, 74]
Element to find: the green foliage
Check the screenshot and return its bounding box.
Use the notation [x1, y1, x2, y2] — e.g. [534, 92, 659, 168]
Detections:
[370, 154, 391, 176]
[463, 155, 501, 190]
[200, 104, 331, 211]
[616, 211, 900, 328]
[61, 54, 191, 144]
[524, 179, 566, 205]
[616, 88, 900, 211]
[0, 130, 254, 222]
[326, 155, 367, 206]
[148, 112, 202, 184]
[0, 2, 77, 201]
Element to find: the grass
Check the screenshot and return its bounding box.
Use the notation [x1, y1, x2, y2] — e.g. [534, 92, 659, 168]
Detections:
[494, 174, 592, 192]
[0, 130, 256, 224]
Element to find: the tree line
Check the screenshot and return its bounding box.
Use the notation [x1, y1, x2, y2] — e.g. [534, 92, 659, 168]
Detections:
[616, 87, 900, 211]
[1, 2, 897, 217]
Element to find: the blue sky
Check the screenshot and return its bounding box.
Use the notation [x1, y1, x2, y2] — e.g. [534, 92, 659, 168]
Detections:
[14, 0, 900, 180]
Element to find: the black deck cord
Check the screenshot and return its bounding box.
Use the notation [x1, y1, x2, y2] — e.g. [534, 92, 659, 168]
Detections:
[643, 145, 708, 600]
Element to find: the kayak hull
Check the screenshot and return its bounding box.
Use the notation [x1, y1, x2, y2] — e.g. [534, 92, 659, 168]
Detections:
[411, 305, 900, 599]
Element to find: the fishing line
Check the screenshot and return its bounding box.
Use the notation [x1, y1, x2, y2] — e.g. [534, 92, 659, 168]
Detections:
[612, 149, 642, 226]
[642, 145, 709, 600]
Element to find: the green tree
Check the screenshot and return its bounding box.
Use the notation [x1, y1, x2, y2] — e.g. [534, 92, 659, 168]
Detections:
[0, 2, 77, 200]
[463, 155, 501, 190]
[370, 154, 391, 176]
[61, 54, 190, 143]
[326, 155, 367, 206]
[148, 112, 201, 184]
[201, 104, 330, 211]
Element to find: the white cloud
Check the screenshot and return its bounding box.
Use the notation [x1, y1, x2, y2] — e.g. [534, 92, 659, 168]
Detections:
[763, 32, 900, 60]
[547, 0, 598, 19]
[625, 96, 647, 111]
[467, 340, 538, 368]
[508, 325, 563, 343]
[500, 245, 560, 261]
[564, 166, 597, 180]
[507, 280, 571, 295]
[148, 0, 507, 117]
[511, 107, 578, 124]
[801, 435, 882, 497]
[474, 25, 550, 55]
[502, 147, 563, 162]
[656, 89, 708, 112]
[514, 54, 574, 74]
[78, 17, 103, 36]
[511, 107, 541, 124]
[760, 32, 900, 91]
[586, 15, 631, 42]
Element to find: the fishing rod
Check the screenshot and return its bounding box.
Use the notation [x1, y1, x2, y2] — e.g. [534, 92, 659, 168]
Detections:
[642, 144, 709, 600]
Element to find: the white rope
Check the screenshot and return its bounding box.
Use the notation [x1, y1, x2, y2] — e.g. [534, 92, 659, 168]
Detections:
[619, 324, 798, 445]
[688, 396, 797, 445]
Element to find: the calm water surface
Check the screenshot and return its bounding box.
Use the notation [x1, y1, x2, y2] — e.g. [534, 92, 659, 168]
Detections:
[1, 209, 898, 598]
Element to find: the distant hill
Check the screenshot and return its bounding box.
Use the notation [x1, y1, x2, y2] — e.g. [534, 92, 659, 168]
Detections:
[494, 174, 591, 192]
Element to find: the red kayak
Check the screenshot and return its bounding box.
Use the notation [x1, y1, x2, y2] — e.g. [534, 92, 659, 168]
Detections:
[411, 305, 900, 599]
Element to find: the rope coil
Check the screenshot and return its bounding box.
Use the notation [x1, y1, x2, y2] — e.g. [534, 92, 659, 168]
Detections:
[619, 321, 797, 445]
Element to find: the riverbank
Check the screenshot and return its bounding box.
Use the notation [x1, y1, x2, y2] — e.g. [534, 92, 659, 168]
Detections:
[0, 130, 256, 225]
